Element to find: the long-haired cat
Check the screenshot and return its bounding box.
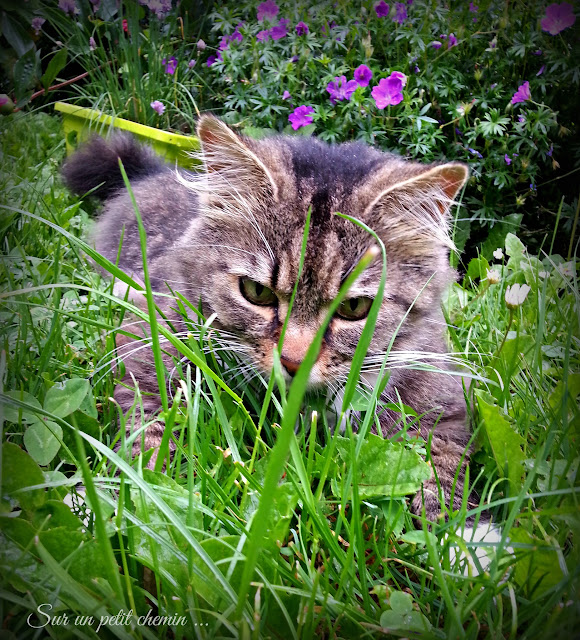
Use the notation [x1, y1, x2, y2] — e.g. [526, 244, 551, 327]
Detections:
[63, 115, 475, 525]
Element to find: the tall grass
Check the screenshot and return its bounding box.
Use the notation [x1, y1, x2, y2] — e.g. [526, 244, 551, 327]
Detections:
[0, 111, 578, 639]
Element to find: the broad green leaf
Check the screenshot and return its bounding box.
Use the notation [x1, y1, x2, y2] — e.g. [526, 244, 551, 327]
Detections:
[1, 442, 46, 511]
[333, 434, 431, 499]
[41, 48, 68, 91]
[0, 390, 42, 424]
[23, 419, 63, 466]
[549, 373, 580, 416]
[31, 499, 83, 531]
[505, 232, 526, 265]
[13, 48, 39, 100]
[480, 215, 522, 261]
[465, 256, 490, 283]
[380, 591, 433, 634]
[43, 378, 90, 418]
[476, 390, 525, 491]
[510, 528, 565, 597]
[400, 529, 438, 547]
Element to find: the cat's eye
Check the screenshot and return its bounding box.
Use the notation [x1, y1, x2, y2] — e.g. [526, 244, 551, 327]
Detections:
[336, 296, 373, 320]
[239, 277, 277, 306]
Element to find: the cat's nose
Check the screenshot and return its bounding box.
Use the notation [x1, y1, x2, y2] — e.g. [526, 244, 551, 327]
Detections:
[280, 355, 301, 377]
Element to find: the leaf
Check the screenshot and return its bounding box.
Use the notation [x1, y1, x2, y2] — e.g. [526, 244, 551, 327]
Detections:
[465, 256, 490, 283]
[510, 528, 565, 597]
[380, 591, 433, 634]
[13, 47, 39, 101]
[23, 419, 63, 466]
[0, 12, 34, 57]
[476, 390, 525, 491]
[332, 434, 432, 499]
[480, 215, 522, 261]
[41, 48, 68, 92]
[0, 390, 42, 424]
[43, 378, 90, 418]
[1, 442, 46, 511]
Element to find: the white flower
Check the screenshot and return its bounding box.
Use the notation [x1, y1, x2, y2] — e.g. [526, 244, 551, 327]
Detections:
[505, 283, 531, 309]
[486, 269, 501, 284]
[538, 271, 549, 279]
[493, 248, 504, 260]
[556, 262, 575, 278]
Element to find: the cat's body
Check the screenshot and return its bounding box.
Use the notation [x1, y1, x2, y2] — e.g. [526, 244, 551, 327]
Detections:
[63, 116, 474, 523]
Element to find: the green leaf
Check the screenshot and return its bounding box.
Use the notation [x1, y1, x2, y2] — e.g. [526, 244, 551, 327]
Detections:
[480, 215, 522, 261]
[0, 12, 34, 57]
[23, 419, 63, 466]
[476, 390, 525, 491]
[41, 48, 68, 92]
[510, 528, 565, 597]
[1, 442, 46, 511]
[505, 232, 527, 270]
[380, 591, 433, 634]
[465, 256, 490, 283]
[43, 378, 90, 418]
[333, 434, 432, 499]
[13, 47, 39, 101]
[0, 390, 42, 424]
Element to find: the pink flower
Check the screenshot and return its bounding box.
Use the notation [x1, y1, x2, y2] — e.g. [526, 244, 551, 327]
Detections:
[31, 17, 45, 35]
[430, 40, 442, 49]
[188, 59, 196, 68]
[270, 18, 289, 40]
[58, 0, 78, 14]
[150, 101, 165, 115]
[89, 36, 97, 51]
[371, 71, 407, 108]
[197, 39, 206, 50]
[374, 1, 389, 17]
[504, 154, 511, 165]
[326, 76, 359, 104]
[392, 2, 407, 24]
[354, 64, 373, 87]
[256, 30, 271, 42]
[296, 21, 309, 35]
[288, 105, 315, 130]
[162, 56, 178, 75]
[510, 81, 531, 105]
[122, 19, 128, 33]
[257, 0, 279, 21]
[282, 90, 291, 100]
[541, 2, 576, 35]
[536, 65, 546, 76]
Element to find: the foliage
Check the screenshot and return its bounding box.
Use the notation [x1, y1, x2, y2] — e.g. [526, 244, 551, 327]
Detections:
[0, 111, 579, 639]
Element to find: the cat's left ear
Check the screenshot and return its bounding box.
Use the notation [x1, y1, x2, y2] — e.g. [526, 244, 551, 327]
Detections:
[365, 162, 468, 219]
[196, 115, 279, 202]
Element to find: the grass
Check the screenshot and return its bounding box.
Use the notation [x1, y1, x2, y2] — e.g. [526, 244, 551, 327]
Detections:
[0, 111, 579, 639]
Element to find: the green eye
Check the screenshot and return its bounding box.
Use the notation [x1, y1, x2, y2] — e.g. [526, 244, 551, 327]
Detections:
[240, 278, 277, 306]
[336, 296, 373, 320]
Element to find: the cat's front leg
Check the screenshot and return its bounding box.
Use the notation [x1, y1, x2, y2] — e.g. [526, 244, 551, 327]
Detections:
[410, 434, 470, 525]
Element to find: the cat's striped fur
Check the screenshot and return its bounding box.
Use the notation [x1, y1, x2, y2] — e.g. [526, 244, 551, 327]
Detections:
[63, 115, 475, 523]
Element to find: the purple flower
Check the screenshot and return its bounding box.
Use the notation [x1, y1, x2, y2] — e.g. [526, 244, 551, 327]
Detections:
[197, 39, 206, 51]
[430, 40, 442, 49]
[354, 64, 373, 87]
[469, 2, 478, 12]
[31, 17, 45, 35]
[326, 75, 359, 104]
[0, 96, 9, 106]
[536, 65, 546, 76]
[371, 71, 407, 108]
[162, 56, 178, 75]
[282, 90, 291, 100]
[290, 55, 299, 62]
[58, 0, 78, 14]
[289, 105, 315, 130]
[89, 0, 100, 10]
[468, 147, 483, 159]
[455, 127, 463, 136]
[219, 35, 230, 50]
[393, 3, 407, 24]
[296, 21, 309, 35]
[547, 143, 553, 157]
[504, 154, 512, 165]
[375, 1, 389, 17]
[414, 65, 420, 73]
[533, 49, 543, 55]
[257, 0, 279, 21]
[541, 2, 576, 35]
[510, 81, 531, 105]
[188, 59, 196, 68]
[207, 55, 217, 67]
[150, 100, 165, 115]
[256, 30, 271, 41]
[145, 0, 172, 17]
[518, 115, 526, 123]
[89, 36, 97, 51]
[270, 18, 289, 40]
[448, 33, 457, 48]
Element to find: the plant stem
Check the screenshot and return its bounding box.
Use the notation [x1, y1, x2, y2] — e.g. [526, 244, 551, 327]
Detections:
[496, 308, 514, 356]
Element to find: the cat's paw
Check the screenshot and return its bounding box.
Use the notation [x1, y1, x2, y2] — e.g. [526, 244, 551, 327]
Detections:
[449, 522, 514, 578]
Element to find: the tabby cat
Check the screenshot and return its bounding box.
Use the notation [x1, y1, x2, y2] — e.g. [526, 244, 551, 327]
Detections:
[63, 115, 474, 524]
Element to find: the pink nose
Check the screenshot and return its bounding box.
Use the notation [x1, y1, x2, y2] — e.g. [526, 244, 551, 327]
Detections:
[280, 355, 301, 376]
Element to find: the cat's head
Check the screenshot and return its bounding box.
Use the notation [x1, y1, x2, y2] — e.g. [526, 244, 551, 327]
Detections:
[179, 115, 468, 388]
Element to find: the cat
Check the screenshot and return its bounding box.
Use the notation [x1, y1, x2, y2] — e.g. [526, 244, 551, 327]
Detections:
[63, 114, 476, 526]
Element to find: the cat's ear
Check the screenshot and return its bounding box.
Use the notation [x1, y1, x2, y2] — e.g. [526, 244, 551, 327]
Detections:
[196, 115, 279, 202]
[363, 162, 468, 248]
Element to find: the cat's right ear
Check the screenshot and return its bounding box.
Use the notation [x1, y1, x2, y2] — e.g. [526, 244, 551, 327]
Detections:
[196, 115, 279, 202]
